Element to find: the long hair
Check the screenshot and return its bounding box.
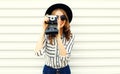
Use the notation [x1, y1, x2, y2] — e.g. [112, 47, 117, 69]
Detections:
[48, 8, 72, 45]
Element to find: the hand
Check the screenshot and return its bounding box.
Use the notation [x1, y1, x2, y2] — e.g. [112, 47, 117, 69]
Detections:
[56, 25, 61, 39]
[43, 15, 49, 31]
[57, 21, 65, 36]
[57, 23, 61, 35]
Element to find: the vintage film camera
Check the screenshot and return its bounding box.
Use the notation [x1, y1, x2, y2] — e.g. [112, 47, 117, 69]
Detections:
[45, 15, 58, 35]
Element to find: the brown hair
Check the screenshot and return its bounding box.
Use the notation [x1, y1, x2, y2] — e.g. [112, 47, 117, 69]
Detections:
[48, 8, 72, 45]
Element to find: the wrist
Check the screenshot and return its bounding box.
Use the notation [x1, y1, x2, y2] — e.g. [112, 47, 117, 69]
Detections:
[57, 36, 61, 42]
[57, 34, 61, 38]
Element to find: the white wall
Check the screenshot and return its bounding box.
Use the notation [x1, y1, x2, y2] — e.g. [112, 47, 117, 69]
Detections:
[0, 0, 120, 74]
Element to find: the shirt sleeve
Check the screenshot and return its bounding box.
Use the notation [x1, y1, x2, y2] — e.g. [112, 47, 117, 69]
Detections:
[59, 34, 75, 61]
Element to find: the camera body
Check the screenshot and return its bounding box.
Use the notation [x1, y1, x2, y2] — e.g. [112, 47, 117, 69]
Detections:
[45, 15, 58, 35]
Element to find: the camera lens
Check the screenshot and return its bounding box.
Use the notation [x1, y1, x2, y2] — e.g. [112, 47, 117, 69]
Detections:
[50, 17, 55, 21]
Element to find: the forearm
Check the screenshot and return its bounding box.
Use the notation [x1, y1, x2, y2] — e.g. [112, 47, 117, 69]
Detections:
[35, 30, 45, 51]
[57, 36, 67, 56]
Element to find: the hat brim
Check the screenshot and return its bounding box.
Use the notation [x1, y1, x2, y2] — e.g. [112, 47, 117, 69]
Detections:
[45, 3, 73, 23]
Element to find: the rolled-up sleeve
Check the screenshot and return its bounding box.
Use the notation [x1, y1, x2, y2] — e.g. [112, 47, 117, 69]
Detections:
[59, 34, 75, 60]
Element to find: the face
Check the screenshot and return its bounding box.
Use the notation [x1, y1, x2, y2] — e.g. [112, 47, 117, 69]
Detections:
[54, 10, 66, 29]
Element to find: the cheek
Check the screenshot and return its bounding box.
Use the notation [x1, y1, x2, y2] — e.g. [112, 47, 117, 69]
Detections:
[58, 21, 63, 25]
[57, 20, 65, 28]
[60, 22, 65, 28]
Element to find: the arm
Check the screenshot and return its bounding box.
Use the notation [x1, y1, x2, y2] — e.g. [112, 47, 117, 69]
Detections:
[56, 22, 75, 57]
[57, 34, 67, 56]
[34, 29, 46, 56]
[57, 34, 75, 57]
[57, 33, 75, 61]
[34, 16, 49, 56]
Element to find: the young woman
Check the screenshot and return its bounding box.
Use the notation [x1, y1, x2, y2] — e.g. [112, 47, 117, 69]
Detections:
[35, 3, 75, 74]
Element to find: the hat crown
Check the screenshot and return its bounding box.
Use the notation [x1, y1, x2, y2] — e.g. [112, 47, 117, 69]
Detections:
[45, 3, 73, 23]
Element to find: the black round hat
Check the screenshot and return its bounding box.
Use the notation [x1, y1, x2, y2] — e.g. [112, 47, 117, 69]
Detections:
[45, 3, 73, 23]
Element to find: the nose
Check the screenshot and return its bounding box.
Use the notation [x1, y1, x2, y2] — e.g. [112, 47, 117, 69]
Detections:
[57, 16, 60, 20]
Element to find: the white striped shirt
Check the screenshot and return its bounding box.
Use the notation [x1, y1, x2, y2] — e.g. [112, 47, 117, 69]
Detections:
[38, 34, 75, 69]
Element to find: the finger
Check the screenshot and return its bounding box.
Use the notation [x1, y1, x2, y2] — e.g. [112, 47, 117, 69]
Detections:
[44, 15, 49, 23]
[57, 24, 60, 30]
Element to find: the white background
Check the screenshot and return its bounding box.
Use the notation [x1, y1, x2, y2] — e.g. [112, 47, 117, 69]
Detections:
[0, 0, 120, 74]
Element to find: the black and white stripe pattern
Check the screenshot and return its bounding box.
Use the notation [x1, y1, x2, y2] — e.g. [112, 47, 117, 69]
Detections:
[39, 34, 75, 69]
